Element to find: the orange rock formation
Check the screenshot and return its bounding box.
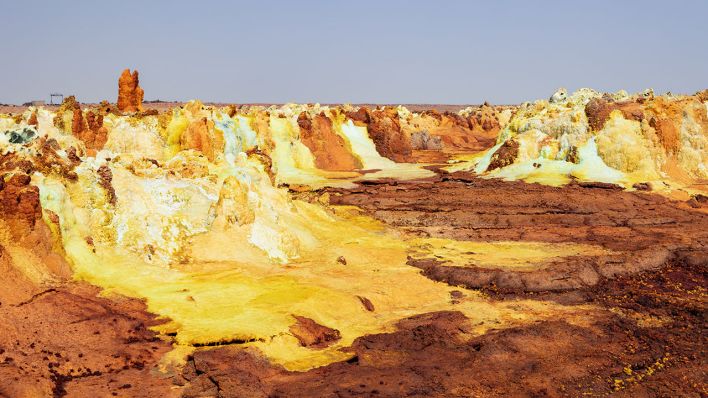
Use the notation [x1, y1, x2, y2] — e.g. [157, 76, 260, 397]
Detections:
[347, 107, 413, 162]
[583, 94, 707, 146]
[0, 173, 72, 305]
[71, 105, 108, 156]
[180, 117, 224, 162]
[585, 98, 643, 131]
[297, 112, 363, 171]
[117, 69, 144, 113]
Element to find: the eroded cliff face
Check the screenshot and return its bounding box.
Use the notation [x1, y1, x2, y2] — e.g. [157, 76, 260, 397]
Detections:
[0, 76, 706, 396]
[0, 173, 72, 306]
[297, 111, 362, 171]
[346, 107, 413, 162]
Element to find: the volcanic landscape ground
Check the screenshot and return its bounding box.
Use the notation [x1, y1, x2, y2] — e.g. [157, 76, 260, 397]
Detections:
[0, 72, 705, 397]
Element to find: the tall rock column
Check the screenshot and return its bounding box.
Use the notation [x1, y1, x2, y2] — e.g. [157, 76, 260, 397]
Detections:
[117, 69, 144, 113]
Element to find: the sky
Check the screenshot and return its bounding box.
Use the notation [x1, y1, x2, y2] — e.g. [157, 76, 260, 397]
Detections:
[1, 0, 707, 105]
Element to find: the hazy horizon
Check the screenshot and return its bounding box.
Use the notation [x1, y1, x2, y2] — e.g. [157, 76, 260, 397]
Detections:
[2, 0, 707, 105]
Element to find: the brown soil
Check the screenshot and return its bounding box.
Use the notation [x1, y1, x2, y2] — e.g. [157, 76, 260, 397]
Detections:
[0, 283, 175, 398]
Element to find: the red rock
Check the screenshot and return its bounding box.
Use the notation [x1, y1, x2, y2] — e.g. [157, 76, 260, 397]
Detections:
[585, 98, 644, 131]
[289, 316, 341, 348]
[27, 111, 38, 127]
[649, 117, 680, 154]
[97, 164, 117, 205]
[0, 173, 42, 229]
[70, 105, 108, 155]
[346, 107, 412, 162]
[486, 139, 519, 171]
[406, 106, 502, 159]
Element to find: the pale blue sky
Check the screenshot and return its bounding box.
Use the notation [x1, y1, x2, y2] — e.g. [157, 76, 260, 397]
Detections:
[2, 0, 706, 104]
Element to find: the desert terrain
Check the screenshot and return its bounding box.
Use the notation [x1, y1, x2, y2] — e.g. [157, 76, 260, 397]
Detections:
[0, 70, 705, 397]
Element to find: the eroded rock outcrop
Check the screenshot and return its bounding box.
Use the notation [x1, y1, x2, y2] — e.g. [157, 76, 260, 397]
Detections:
[0, 137, 79, 181]
[486, 139, 519, 171]
[97, 164, 117, 205]
[466, 88, 708, 188]
[410, 130, 443, 150]
[400, 104, 507, 159]
[72, 106, 108, 155]
[347, 107, 412, 162]
[27, 110, 38, 127]
[0, 173, 71, 305]
[117, 69, 144, 113]
[297, 111, 362, 171]
[180, 117, 224, 162]
[585, 97, 644, 131]
[0, 173, 42, 230]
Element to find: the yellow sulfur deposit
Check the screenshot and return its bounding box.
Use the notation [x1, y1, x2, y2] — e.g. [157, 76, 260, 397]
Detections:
[0, 99, 600, 372]
[34, 167, 585, 371]
[1, 86, 704, 375]
[447, 88, 708, 196]
[408, 238, 611, 270]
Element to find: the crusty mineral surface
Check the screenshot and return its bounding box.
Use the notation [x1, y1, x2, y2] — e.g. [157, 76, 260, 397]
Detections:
[0, 84, 705, 397]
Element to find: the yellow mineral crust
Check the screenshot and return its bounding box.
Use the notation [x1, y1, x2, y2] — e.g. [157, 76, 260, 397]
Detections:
[36, 170, 592, 370]
[407, 238, 611, 271]
[5, 90, 702, 375]
[16, 100, 586, 371]
[448, 89, 707, 195]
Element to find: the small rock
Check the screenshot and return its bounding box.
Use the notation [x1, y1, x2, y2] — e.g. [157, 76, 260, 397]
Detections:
[356, 296, 375, 312]
[632, 182, 652, 191]
[549, 87, 568, 103]
[576, 181, 623, 190]
[686, 198, 701, 208]
[337, 256, 347, 265]
[289, 316, 341, 348]
[450, 290, 465, 304]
